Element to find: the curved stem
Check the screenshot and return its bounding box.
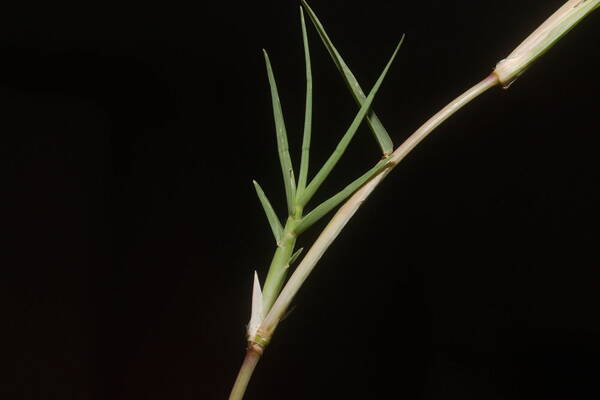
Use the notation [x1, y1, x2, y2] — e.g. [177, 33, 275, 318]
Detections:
[228, 346, 262, 400]
[227, 73, 499, 400]
[389, 73, 499, 164]
[260, 73, 499, 336]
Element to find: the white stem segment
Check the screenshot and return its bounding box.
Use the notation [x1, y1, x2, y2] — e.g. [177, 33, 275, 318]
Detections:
[494, 0, 600, 87]
[247, 271, 264, 340]
[258, 74, 499, 338]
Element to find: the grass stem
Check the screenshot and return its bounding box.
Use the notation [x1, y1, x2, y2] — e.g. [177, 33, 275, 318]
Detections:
[229, 75, 499, 400]
[228, 346, 262, 400]
[229, 1, 600, 397]
[260, 217, 299, 315]
[261, 74, 499, 336]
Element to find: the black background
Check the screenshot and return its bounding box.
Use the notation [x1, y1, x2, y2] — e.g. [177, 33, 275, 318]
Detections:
[4, 1, 599, 399]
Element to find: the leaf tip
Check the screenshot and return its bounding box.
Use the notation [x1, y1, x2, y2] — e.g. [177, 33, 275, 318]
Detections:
[289, 247, 304, 265]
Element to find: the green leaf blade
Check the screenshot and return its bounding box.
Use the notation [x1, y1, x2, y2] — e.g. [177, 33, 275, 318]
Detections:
[253, 180, 284, 243]
[295, 158, 389, 235]
[301, 0, 400, 156]
[288, 247, 304, 267]
[299, 39, 403, 207]
[297, 6, 313, 197]
[263, 50, 297, 214]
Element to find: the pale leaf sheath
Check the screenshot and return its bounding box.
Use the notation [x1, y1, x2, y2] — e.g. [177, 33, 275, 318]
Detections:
[494, 0, 600, 87]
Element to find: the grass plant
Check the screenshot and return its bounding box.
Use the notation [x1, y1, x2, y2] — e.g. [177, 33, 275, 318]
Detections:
[228, 1, 599, 399]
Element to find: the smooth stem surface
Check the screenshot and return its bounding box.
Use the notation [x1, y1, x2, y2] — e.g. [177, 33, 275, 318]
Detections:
[228, 347, 261, 400]
[389, 74, 499, 164]
[260, 217, 299, 314]
[260, 74, 499, 336]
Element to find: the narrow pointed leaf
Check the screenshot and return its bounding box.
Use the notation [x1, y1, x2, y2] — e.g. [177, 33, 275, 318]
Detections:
[288, 247, 304, 266]
[296, 158, 389, 234]
[288, 168, 297, 200]
[299, 40, 402, 207]
[263, 49, 297, 213]
[280, 304, 296, 322]
[302, 0, 399, 155]
[247, 271, 264, 339]
[253, 180, 284, 243]
[297, 6, 313, 196]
